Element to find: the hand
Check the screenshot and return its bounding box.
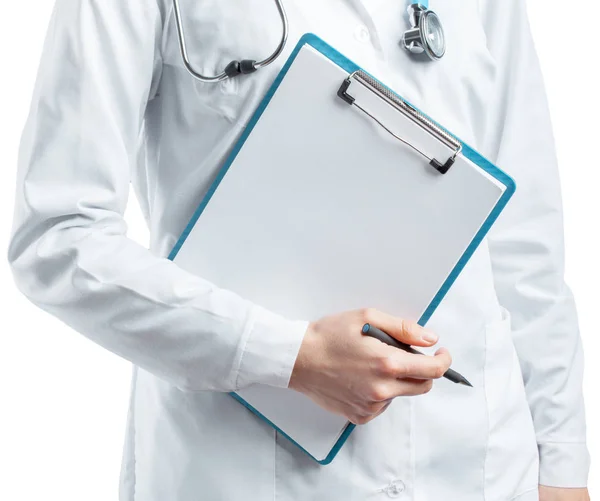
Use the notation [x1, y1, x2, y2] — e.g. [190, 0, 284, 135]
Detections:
[289, 308, 451, 425]
[539, 486, 590, 501]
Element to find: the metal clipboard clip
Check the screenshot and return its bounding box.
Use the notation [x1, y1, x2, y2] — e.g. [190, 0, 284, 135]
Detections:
[337, 70, 462, 174]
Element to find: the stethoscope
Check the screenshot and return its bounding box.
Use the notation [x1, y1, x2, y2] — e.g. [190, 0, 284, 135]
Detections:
[172, 0, 445, 83]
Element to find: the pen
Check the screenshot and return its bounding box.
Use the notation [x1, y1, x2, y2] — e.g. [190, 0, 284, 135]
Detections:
[361, 323, 473, 387]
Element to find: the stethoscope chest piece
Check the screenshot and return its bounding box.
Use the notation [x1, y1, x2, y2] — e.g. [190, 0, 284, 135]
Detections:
[402, 3, 446, 60]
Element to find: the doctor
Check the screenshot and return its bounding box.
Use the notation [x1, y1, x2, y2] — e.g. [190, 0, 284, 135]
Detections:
[7, 0, 591, 500]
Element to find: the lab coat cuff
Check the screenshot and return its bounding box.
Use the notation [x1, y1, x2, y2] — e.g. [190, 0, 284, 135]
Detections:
[538, 442, 590, 488]
[235, 305, 309, 389]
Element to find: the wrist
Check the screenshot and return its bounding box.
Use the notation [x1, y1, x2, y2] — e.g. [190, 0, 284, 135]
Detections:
[289, 321, 319, 392]
[539, 486, 590, 501]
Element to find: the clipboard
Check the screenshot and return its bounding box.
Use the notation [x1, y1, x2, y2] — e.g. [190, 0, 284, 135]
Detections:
[168, 34, 516, 465]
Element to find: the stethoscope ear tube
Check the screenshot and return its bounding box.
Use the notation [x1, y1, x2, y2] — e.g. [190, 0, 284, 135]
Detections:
[172, 0, 289, 83]
[173, 0, 444, 84]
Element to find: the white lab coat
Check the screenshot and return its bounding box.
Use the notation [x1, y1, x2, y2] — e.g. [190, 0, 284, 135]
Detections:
[7, 0, 590, 499]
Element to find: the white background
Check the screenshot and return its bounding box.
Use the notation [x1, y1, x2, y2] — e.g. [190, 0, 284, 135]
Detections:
[0, 1, 597, 500]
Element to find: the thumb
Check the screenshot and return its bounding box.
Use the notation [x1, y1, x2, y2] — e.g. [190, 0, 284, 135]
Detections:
[364, 309, 438, 347]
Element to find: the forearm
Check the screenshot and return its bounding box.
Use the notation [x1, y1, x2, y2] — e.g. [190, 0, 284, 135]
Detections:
[8, 219, 308, 392]
[478, 0, 590, 487]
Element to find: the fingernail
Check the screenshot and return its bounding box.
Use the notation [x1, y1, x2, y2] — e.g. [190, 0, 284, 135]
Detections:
[421, 332, 438, 343]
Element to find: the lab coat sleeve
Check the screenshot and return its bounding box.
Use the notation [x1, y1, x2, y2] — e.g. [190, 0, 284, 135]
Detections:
[478, 0, 590, 488]
[7, 0, 309, 393]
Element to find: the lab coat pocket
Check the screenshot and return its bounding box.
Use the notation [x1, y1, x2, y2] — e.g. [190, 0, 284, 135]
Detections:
[484, 306, 539, 501]
[188, 77, 244, 124]
[161, 31, 247, 125]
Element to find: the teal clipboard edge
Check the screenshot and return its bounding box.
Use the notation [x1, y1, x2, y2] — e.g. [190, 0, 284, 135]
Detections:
[167, 33, 516, 466]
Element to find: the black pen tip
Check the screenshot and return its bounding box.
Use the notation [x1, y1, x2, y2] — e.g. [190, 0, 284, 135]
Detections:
[459, 378, 473, 388]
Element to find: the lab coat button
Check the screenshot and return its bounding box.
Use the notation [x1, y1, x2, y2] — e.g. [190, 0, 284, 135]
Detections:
[354, 25, 371, 43]
[384, 479, 405, 498]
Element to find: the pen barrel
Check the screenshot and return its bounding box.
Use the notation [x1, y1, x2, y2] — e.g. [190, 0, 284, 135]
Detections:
[361, 323, 465, 383]
[361, 323, 418, 353]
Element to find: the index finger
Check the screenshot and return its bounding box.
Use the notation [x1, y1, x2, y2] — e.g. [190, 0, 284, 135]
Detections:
[360, 308, 438, 347]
